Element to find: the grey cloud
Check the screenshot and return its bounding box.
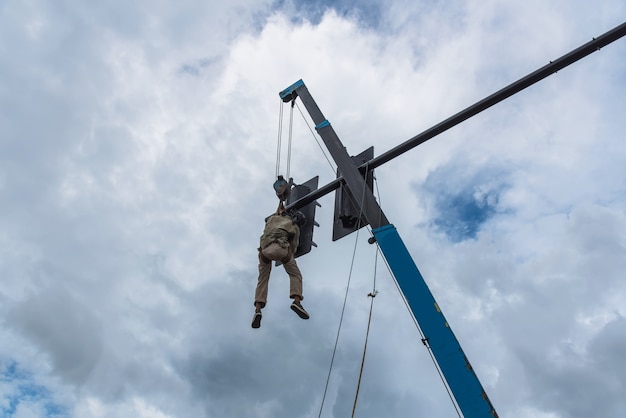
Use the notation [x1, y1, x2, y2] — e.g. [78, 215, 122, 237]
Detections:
[1, 1, 626, 417]
[520, 317, 626, 418]
[8, 287, 103, 386]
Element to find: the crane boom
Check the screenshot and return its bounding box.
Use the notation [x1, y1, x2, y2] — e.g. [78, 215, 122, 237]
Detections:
[278, 21, 626, 416]
[284, 21, 626, 213]
[280, 80, 498, 417]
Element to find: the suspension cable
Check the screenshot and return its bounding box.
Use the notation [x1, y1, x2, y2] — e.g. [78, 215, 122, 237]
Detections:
[352, 287, 376, 418]
[280, 98, 338, 179]
[318, 165, 371, 418]
[295, 102, 336, 175]
[357, 174, 461, 417]
[373, 234, 462, 418]
[276, 99, 284, 178]
[289, 102, 462, 417]
[286, 101, 295, 180]
[317, 216, 363, 418]
[351, 166, 377, 418]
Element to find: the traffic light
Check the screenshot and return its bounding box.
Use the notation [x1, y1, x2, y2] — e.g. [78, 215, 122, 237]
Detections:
[286, 176, 320, 258]
[332, 147, 374, 241]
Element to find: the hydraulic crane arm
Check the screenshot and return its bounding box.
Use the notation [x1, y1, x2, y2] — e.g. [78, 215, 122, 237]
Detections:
[280, 80, 497, 417]
[373, 224, 497, 417]
[278, 22, 626, 416]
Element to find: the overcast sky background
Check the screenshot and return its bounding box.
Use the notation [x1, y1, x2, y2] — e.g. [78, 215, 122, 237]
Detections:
[1, 1, 626, 417]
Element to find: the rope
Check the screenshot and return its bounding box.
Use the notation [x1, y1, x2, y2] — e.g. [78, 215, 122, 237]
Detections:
[318, 165, 371, 418]
[373, 235, 463, 418]
[295, 102, 336, 175]
[317, 215, 362, 418]
[367, 175, 461, 416]
[352, 173, 460, 417]
[351, 165, 377, 417]
[283, 101, 461, 415]
[277, 100, 312, 183]
[276, 99, 284, 178]
[351, 290, 376, 417]
[286, 100, 294, 180]
[275, 99, 295, 181]
[319, 164, 377, 417]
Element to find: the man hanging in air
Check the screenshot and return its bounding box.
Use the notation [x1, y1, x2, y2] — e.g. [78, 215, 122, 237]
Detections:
[252, 177, 310, 328]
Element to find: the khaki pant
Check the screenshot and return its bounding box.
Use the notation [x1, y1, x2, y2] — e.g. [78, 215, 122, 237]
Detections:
[254, 251, 303, 308]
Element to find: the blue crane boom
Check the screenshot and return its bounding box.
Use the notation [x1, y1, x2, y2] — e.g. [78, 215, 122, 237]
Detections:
[374, 224, 497, 417]
[280, 80, 498, 418]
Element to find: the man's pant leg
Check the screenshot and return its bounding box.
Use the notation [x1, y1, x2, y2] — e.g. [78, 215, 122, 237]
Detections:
[255, 252, 272, 308]
[283, 256, 303, 300]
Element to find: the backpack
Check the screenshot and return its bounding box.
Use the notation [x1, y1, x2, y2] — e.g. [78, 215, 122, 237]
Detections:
[261, 241, 289, 262]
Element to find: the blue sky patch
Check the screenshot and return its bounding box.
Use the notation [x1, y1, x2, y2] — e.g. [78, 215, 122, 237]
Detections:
[417, 163, 509, 242]
[275, 0, 383, 28]
[1, 360, 68, 418]
[432, 186, 499, 242]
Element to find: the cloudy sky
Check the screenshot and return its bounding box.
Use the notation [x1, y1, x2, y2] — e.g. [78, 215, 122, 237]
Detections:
[1, 1, 626, 417]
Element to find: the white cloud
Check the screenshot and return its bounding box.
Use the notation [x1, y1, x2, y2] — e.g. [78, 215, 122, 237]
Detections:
[1, 0, 625, 417]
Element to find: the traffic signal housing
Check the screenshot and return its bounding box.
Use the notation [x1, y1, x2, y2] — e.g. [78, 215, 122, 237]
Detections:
[286, 176, 320, 258]
[332, 146, 374, 241]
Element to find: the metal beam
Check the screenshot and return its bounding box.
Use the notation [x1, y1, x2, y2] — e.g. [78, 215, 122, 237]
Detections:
[368, 20, 626, 170]
[281, 82, 389, 229]
[285, 176, 342, 211]
[284, 21, 626, 212]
